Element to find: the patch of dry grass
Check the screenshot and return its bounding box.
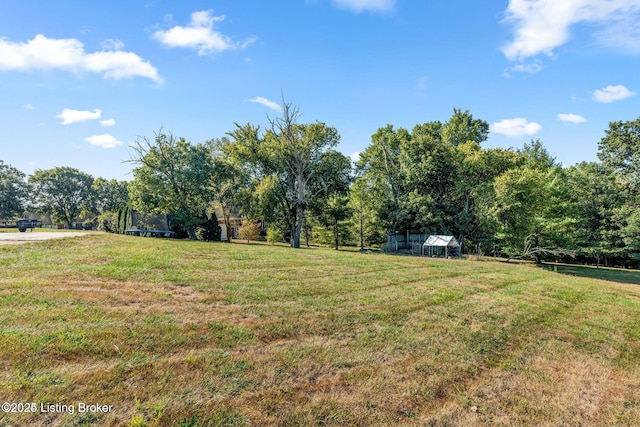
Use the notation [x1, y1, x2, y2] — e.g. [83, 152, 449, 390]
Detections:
[0, 233, 638, 426]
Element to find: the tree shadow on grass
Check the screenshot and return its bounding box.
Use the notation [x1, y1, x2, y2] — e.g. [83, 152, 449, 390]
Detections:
[538, 262, 640, 286]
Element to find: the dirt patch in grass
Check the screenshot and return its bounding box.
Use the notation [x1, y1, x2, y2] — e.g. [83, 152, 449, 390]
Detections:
[425, 341, 639, 426]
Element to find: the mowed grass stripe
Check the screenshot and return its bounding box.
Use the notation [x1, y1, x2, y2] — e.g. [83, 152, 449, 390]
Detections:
[0, 233, 638, 426]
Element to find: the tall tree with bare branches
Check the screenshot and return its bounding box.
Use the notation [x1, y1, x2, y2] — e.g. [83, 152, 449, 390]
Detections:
[225, 100, 345, 248]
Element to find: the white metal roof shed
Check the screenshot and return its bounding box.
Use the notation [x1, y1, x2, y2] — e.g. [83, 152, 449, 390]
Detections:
[423, 235, 460, 257]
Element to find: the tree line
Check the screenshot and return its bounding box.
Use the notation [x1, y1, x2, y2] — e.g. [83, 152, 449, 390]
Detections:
[2, 103, 640, 266]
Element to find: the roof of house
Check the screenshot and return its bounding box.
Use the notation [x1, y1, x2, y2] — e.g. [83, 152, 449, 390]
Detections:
[423, 235, 459, 247]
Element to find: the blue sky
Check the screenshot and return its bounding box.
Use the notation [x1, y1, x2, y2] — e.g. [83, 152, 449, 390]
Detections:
[1, 0, 640, 180]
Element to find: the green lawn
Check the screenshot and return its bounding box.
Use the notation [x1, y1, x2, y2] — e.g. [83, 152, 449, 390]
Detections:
[0, 233, 638, 426]
[538, 262, 640, 285]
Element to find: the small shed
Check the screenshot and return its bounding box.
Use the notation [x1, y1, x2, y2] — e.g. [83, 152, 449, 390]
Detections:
[423, 235, 460, 257]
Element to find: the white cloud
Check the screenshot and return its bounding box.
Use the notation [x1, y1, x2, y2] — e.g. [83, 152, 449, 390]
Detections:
[100, 118, 116, 127]
[502, 0, 640, 60]
[57, 108, 101, 125]
[153, 10, 256, 55]
[0, 34, 161, 82]
[86, 134, 123, 148]
[248, 96, 282, 112]
[504, 61, 543, 77]
[491, 118, 542, 137]
[101, 38, 124, 51]
[331, 0, 396, 13]
[22, 103, 35, 110]
[558, 113, 587, 123]
[593, 84, 636, 103]
[594, 13, 640, 52]
[350, 152, 361, 163]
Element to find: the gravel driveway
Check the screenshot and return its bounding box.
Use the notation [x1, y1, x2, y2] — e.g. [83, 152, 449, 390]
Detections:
[0, 231, 92, 244]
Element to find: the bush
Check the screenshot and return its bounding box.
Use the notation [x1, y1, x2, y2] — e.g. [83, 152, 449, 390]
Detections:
[238, 222, 261, 243]
[195, 211, 222, 241]
[97, 211, 119, 233]
[82, 218, 97, 230]
[266, 225, 282, 245]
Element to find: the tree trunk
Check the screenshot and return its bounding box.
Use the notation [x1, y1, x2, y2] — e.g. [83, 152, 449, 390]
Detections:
[64, 210, 74, 230]
[334, 218, 339, 250]
[359, 211, 364, 250]
[293, 207, 303, 248]
[304, 219, 311, 247]
[224, 218, 232, 241]
[292, 171, 306, 249]
[222, 206, 232, 242]
[187, 225, 197, 240]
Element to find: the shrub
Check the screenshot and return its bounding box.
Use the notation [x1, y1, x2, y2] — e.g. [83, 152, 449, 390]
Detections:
[82, 218, 97, 230]
[266, 225, 282, 245]
[195, 211, 222, 241]
[97, 211, 118, 233]
[238, 222, 261, 243]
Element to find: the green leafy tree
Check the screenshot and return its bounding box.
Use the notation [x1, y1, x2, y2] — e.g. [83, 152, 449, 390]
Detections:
[355, 125, 410, 234]
[453, 144, 521, 252]
[348, 178, 383, 249]
[266, 102, 341, 248]
[441, 107, 489, 147]
[356, 110, 490, 248]
[565, 163, 607, 254]
[128, 130, 216, 240]
[597, 116, 640, 190]
[29, 166, 94, 228]
[595, 117, 640, 264]
[209, 137, 249, 242]
[0, 160, 27, 221]
[519, 139, 558, 170]
[487, 139, 580, 259]
[401, 121, 458, 233]
[307, 149, 352, 248]
[490, 166, 549, 255]
[226, 100, 345, 248]
[313, 194, 352, 250]
[266, 224, 282, 245]
[565, 162, 626, 265]
[92, 178, 129, 213]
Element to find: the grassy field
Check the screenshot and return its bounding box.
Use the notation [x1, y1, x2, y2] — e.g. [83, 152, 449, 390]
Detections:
[538, 262, 640, 285]
[0, 234, 638, 426]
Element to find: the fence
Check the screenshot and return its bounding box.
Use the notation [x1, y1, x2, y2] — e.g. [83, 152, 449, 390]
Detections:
[384, 232, 428, 253]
